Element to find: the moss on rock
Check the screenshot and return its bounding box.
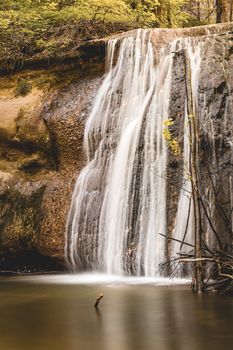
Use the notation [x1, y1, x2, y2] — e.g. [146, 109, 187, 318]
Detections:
[0, 183, 46, 257]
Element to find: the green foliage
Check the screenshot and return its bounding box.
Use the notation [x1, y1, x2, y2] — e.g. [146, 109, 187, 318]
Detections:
[163, 119, 181, 157]
[157, 0, 189, 28]
[0, 0, 136, 70]
[126, 0, 189, 27]
[15, 79, 32, 97]
[125, 0, 160, 26]
[0, 0, 220, 70]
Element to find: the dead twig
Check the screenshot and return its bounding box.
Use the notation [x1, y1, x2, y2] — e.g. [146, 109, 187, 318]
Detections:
[94, 294, 104, 308]
[159, 233, 194, 248]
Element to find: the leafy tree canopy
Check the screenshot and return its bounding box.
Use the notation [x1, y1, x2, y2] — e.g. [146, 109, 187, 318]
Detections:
[0, 1, 232, 70]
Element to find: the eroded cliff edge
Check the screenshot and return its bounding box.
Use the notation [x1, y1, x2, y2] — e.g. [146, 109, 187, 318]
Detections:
[0, 23, 232, 271]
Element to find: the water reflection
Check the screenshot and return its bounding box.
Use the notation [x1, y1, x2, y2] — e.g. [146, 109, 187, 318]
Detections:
[94, 307, 103, 324]
[0, 278, 232, 350]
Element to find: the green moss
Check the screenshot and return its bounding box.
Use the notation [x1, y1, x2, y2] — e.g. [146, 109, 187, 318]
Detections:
[0, 185, 46, 253]
[15, 79, 32, 97]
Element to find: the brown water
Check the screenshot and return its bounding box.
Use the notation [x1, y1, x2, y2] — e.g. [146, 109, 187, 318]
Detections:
[0, 274, 232, 350]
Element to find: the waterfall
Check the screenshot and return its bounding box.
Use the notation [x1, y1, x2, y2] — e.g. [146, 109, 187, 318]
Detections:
[65, 30, 203, 277]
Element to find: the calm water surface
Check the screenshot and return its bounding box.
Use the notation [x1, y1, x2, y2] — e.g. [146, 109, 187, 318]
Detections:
[0, 274, 232, 350]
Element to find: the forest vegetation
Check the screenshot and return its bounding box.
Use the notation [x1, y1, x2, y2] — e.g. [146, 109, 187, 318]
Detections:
[0, 1, 232, 71]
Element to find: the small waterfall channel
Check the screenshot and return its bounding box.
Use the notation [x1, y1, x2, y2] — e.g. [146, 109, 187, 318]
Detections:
[65, 29, 231, 277]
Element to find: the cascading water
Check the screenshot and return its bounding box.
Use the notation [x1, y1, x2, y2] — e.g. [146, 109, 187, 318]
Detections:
[65, 30, 204, 276]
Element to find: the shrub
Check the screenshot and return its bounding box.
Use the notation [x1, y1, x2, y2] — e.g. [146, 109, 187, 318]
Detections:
[15, 79, 32, 97]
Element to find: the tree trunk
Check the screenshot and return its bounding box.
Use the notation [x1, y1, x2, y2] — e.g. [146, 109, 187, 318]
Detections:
[167, 7, 172, 28]
[184, 51, 203, 293]
[216, 0, 223, 22]
[197, 1, 201, 22]
[216, 0, 229, 23]
[222, 0, 229, 21]
[230, 0, 233, 21]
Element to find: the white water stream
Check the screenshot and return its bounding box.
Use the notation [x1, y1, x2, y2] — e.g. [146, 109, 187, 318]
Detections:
[65, 30, 203, 277]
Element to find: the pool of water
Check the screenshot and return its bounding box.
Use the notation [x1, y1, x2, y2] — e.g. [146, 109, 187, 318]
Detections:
[0, 274, 232, 350]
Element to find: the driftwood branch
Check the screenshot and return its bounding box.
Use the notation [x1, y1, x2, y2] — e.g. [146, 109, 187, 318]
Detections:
[219, 273, 233, 280]
[159, 230, 233, 293]
[94, 294, 104, 308]
[159, 233, 194, 248]
[150, 169, 192, 194]
[180, 196, 192, 250]
[179, 257, 215, 262]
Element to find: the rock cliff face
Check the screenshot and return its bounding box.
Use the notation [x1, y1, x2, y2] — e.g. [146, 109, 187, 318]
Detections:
[0, 23, 232, 271]
[0, 60, 105, 270]
[157, 24, 233, 252]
